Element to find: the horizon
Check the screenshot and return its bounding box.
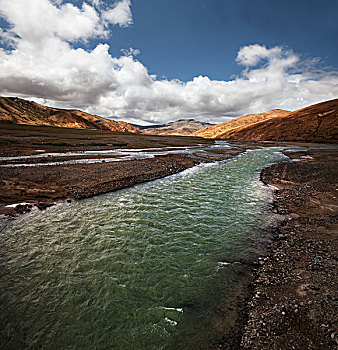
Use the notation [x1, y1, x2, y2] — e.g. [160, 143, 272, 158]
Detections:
[0, 0, 338, 125]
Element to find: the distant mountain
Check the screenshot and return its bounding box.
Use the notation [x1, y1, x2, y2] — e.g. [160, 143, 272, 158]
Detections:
[203, 99, 337, 143]
[0, 97, 140, 133]
[141, 119, 214, 136]
[130, 123, 166, 130]
[194, 109, 290, 138]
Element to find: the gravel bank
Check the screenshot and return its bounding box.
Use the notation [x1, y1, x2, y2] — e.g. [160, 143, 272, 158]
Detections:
[238, 148, 337, 350]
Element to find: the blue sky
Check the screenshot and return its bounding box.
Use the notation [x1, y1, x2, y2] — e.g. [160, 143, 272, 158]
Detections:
[107, 0, 338, 81]
[0, 0, 337, 124]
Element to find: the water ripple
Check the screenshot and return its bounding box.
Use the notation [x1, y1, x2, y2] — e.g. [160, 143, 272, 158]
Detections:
[0, 147, 288, 349]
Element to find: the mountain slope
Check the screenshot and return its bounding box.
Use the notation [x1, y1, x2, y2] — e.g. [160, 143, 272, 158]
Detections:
[218, 99, 338, 143]
[142, 119, 214, 136]
[0, 97, 140, 133]
[194, 109, 290, 138]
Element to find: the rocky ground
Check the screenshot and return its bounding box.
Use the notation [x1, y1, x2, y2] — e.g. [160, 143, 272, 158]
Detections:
[236, 148, 337, 350]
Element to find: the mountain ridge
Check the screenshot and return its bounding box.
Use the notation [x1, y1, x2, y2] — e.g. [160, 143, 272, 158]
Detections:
[217, 99, 338, 143]
[141, 119, 214, 136]
[194, 99, 338, 143]
[1, 96, 337, 142]
[0, 97, 140, 133]
[194, 109, 290, 138]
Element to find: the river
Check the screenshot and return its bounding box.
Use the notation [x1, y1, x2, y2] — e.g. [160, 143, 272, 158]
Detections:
[0, 146, 288, 349]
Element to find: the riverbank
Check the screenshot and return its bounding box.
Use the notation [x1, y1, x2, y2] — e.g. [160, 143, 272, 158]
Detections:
[0, 154, 195, 215]
[0, 147, 250, 218]
[236, 148, 337, 349]
[0, 123, 231, 218]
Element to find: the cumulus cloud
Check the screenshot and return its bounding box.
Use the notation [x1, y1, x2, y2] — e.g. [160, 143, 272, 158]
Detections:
[0, 0, 337, 124]
[0, 0, 104, 43]
[102, 0, 133, 27]
[236, 44, 284, 67]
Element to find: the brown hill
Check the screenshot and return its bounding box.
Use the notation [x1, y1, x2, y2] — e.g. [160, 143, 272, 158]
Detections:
[142, 119, 214, 136]
[217, 99, 338, 143]
[194, 109, 290, 138]
[0, 97, 140, 133]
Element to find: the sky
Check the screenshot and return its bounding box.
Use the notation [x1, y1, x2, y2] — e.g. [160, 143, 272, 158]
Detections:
[0, 0, 337, 125]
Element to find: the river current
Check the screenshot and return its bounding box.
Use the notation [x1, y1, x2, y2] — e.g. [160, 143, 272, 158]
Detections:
[0, 147, 288, 349]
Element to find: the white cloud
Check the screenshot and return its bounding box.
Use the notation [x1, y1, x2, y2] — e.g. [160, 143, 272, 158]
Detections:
[236, 44, 283, 67]
[0, 0, 337, 124]
[121, 47, 140, 57]
[102, 0, 133, 27]
[88, 0, 102, 7]
[0, 0, 105, 44]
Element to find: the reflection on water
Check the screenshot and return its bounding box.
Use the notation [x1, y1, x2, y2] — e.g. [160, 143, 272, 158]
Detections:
[0, 147, 287, 349]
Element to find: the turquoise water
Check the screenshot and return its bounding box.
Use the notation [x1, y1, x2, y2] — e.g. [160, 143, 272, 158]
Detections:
[0, 147, 287, 349]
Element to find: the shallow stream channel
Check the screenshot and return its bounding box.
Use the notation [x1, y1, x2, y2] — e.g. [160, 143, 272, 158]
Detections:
[0, 146, 290, 349]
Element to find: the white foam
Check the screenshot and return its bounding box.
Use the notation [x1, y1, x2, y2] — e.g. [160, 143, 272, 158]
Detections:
[216, 261, 231, 270]
[211, 140, 231, 148]
[5, 202, 31, 208]
[164, 317, 178, 326]
[162, 307, 183, 313]
[202, 162, 219, 167]
[217, 261, 243, 270]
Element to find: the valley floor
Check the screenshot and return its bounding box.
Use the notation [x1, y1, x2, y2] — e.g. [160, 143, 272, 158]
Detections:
[1, 123, 337, 349]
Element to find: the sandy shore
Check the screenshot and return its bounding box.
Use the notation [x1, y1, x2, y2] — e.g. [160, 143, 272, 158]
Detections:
[234, 148, 337, 350]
